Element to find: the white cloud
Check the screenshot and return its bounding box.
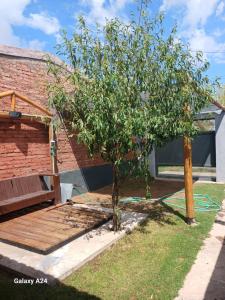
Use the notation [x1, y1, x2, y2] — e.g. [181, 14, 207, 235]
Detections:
[78, 0, 132, 26]
[160, 0, 186, 11]
[25, 12, 60, 35]
[216, 1, 225, 16]
[0, 0, 29, 46]
[160, 0, 225, 63]
[189, 29, 225, 63]
[0, 0, 60, 50]
[161, 0, 219, 28]
[185, 0, 218, 28]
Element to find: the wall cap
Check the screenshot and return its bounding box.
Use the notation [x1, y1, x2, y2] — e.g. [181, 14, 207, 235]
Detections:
[0, 44, 62, 65]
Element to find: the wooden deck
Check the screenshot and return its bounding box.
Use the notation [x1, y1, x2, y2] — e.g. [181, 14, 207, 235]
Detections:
[0, 203, 112, 254]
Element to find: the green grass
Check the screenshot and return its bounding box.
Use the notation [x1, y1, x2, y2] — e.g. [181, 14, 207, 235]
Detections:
[0, 183, 224, 300]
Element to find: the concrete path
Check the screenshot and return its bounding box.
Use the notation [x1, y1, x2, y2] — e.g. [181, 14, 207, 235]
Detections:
[175, 200, 225, 300]
[0, 205, 148, 284]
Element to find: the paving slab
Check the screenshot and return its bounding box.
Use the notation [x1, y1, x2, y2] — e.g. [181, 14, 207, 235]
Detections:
[175, 199, 225, 300]
[0, 205, 148, 284]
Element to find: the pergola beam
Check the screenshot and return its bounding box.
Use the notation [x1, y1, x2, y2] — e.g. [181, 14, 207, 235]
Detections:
[0, 90, 61, 204]
[0, 111, 51, 123]
[0, 90, 53, 117]
[0, 90, 14, 98]
[15, 92, 53, 117]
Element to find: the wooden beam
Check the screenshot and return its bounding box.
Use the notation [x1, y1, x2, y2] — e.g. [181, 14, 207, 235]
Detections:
[183, 136, 195, 224]
[0, 90, 14, 98]
[15, 92, 53, 117]
[0, 111, 51, 123]
[212, 99, 225, 111]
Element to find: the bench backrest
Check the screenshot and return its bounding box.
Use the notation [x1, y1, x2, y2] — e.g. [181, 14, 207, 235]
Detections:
[0, 175, 48, 201]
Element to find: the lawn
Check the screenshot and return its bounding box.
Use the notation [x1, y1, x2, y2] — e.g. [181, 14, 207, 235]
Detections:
[0, 180, 224, 300]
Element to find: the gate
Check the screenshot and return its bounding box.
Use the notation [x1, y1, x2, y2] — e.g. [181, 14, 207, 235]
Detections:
[155, 132, 216, 179]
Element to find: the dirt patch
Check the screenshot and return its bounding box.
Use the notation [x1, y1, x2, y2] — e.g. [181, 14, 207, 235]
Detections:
[72, 178, 184, 215]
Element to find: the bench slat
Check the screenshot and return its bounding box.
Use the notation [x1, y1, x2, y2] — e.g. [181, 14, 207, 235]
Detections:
[0, 175, 49, 201]
[0, 190, 55, 215]
[0, 179, 14, 201]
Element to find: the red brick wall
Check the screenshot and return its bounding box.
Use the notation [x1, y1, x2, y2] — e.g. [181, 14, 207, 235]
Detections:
[0, 46, 105, 180]
[0, 120, 50, 180]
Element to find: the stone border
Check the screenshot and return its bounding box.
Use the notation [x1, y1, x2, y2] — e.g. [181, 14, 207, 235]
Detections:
[175, 199, 225, 300]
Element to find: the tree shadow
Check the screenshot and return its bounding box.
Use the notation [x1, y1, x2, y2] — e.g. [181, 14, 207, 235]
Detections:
[159, 195, 187, 223]
[73, 178, 189, 231]
[0, 255, 101, 300]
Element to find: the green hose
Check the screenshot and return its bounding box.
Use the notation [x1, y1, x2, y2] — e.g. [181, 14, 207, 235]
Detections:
[119, 193, 221, 212]
[162, 192, 221, 212]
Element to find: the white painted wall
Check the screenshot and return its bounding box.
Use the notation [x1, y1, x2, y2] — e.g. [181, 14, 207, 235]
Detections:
[149, 148, 156, 178]
[215, 111, 225, 182]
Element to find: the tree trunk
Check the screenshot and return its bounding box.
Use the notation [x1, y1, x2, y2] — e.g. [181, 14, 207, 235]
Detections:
[145, 179, 151, 200]
[144, 155, 151, 200]
[112, 162, 121, 231]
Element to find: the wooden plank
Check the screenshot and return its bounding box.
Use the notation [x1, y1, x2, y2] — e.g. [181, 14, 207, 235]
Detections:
[0, 191, 55, 215]
[0, 111, 51, 123]
[0, 230, 52, 251]
[21, 213, 81, 231]
[0, 203, 112, 254]
[0, 191, 54, 206]
[15, 209, 93, 232]
[2, 219, 73, 240]
[0, 225, 61, 245]
[0, 180, 13, 201]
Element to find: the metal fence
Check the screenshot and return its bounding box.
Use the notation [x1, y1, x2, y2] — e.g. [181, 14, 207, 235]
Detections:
[156, 131, 216, 168]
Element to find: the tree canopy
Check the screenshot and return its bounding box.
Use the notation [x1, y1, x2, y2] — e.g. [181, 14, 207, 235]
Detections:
[48, 2, 217, 230]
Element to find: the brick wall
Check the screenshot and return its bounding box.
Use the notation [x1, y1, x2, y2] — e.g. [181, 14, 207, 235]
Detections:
[0, 120, 50, 179]
[0, 45, 105, 180]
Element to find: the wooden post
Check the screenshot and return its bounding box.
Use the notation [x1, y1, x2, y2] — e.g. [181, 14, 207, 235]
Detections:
[53, 174, 61, 204]
[49, 121, 61, 204]
[11, 93, 16, 111]
[49, 123, 58, 174]
[184, 135, 195, 224]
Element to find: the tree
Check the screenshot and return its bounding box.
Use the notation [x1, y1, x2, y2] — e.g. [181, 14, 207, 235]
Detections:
[48, 1, 216, 230]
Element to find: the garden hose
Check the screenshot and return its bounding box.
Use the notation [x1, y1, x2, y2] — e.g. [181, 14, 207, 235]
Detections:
[162, 192, 221, 212]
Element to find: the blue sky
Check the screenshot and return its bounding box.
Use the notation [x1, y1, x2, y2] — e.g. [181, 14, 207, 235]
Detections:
[1, 0, 225, 83]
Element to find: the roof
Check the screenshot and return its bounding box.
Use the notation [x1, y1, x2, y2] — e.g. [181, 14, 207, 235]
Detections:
[196, 101, 225, 120]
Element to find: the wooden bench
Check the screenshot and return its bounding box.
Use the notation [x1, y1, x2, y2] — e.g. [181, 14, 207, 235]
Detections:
[0, 174, 61, 216]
